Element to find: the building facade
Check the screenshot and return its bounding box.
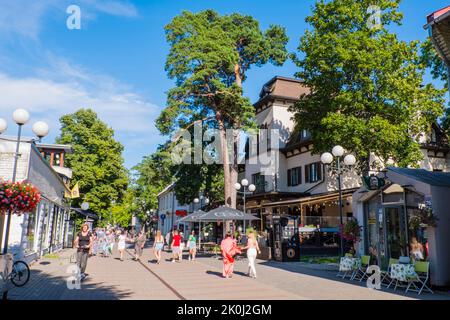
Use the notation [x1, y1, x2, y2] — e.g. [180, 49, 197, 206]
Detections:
[0, 137, 73, 263]
[157, 184, 191, 236]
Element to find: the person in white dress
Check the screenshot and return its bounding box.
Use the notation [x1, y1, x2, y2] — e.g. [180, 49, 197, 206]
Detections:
[117, 230, 127, 261]
[244, 232, 261, 278]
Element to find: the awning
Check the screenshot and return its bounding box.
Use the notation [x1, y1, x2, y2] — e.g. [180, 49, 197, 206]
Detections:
[262, 188, 358, 208]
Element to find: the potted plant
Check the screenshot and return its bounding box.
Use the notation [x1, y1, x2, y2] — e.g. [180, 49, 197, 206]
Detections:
[341, 219, 361, 254]
[0, 180, 42, 215]
[409, 205, 438, 230]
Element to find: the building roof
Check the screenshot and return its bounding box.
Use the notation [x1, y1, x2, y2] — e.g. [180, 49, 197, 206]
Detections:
[36, 143, 73, 153]
[254, 76, 309, 108]
[157, 183, 175, 197]
[425, 6, 450, 65]
[388, 167, 450, 188]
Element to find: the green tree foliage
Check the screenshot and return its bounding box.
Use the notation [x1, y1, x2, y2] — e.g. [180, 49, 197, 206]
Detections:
[157, 10, 288, 207]
[56, 108, 128, 219]
[420, 38, 450, 135]
[290, 0, 446, 171]
[132, 144, 173, 213]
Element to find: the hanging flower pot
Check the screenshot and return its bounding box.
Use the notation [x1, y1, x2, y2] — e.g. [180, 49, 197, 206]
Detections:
[0, 180, 42, 215]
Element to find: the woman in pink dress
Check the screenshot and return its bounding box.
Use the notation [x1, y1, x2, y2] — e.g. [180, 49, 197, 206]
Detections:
[220, 232, 241, 278]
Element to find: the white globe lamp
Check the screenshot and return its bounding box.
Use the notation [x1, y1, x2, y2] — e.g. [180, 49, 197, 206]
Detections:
[344, 154, 356, 166]
[321, 152, 333, 164]
[13, 109, 30, 125]
[0, 118, 7, 134]
[81, 202, 89, 211]
[248, 184, 256, 192]
[332, 145, 344, 157]
[234, 183, 242, 191]
[241, 179, 249, 187]
[32, 121, 49, 138]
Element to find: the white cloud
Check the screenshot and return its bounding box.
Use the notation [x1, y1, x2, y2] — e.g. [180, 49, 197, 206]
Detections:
[0, 0, 138, 39]
[0, 59, 164, 167]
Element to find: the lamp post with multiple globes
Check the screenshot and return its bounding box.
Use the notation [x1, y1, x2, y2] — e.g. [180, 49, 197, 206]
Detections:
[0, 109, 49, 300]
[320, 145, 356, 257]
[234, 179, 256, 234]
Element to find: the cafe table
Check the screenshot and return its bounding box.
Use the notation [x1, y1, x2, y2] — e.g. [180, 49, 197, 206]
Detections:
[338, 257, 361, 279]
[389, 263, 417, 289]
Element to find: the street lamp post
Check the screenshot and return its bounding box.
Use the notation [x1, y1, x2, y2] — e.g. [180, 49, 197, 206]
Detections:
[234, 179, 256, 233]
[193, 195, 209, 251]
[321, 146, 356, 257]
[0, 109, 49, 300]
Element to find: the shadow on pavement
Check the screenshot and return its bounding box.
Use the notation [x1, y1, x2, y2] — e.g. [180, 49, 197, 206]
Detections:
[7, 264, 134, 300]
[259, 260, 450, 300]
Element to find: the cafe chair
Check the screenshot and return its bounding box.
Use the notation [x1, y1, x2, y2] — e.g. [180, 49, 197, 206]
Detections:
[382, 258, 399, 287]
[353, 255, 371, 282]
[405, 261, 434, 295]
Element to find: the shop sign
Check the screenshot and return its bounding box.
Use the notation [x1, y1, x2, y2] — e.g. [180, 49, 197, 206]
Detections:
[362, 175, 386, 190]
[160, 214, 166, 220]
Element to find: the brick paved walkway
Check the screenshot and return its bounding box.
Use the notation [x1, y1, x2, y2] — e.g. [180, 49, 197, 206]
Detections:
[7, 244, 450, 300]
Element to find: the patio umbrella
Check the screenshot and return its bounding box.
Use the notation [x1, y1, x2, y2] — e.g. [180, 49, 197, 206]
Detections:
[177, 210, 207, 223]
[197, 206, 260, 221]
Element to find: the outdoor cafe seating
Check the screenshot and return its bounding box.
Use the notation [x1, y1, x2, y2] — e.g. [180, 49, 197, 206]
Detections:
[338, 254, 434, 295]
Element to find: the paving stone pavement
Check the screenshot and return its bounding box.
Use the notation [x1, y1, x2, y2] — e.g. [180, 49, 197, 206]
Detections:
[6, 244, 450, 300]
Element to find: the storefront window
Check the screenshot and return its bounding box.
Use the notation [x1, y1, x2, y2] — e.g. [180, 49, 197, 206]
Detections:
[406, 190, 427, 261]
[25, 209, 38, 254]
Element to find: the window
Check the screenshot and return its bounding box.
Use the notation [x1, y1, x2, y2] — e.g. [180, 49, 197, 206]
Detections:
[252, 173, 265, 193]
[287, 167, 302, 186]
[305, 162, 323, 183]
[299, 129, 310, 141]
[54, 153, 61, 166]
[25, 209, 37, 253]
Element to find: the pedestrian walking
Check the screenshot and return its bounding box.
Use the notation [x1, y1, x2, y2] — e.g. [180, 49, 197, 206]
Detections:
[165, 230, 173, 252]
[220, 232, 241, 278]
[188, 230, 197, 261]
[74, 223, 93, 280]
[171, 230, 182, 263]
[117, 230, 127, 261]
[179, 231, 185, 260]
[134, 230, 147, 261]
[153, 230, 164, 264]
[244, 232, 261, 278]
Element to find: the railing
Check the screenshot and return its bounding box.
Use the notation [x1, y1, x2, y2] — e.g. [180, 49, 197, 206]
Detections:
[300, 216, 353, 229]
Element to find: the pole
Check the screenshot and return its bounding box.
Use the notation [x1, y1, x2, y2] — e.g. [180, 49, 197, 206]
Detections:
[2, 125, 22, 255]
[2, 124, 22, 300]
[337, 157, 344, 257]
[243, 188, 246, 233]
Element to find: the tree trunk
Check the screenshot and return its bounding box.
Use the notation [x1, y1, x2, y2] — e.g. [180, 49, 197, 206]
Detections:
[216, 112, 233, 208]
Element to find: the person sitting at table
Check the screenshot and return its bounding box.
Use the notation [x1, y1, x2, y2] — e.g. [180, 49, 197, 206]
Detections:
[410, 237, 424, 261]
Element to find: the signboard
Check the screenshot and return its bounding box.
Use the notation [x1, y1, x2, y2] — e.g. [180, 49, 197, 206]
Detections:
[160, 214, 166, 220]
[176, 210, 188, 217]
[362, 175, 386, 190]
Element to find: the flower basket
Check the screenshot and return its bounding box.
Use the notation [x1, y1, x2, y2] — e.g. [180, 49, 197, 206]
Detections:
[340, 219, 361, 242]
[0, 180, 42, 215]
[409, 206, 438, 230]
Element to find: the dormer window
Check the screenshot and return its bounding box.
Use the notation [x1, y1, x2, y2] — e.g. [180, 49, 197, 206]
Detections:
[431, 129, 437, 143]
[299, 129, 310, 141]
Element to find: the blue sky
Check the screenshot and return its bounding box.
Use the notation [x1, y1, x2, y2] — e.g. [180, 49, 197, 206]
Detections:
[0, 0, 448, 169]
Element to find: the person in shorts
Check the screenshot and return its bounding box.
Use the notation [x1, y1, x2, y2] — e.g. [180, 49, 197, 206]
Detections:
[171, 230, 182, 263]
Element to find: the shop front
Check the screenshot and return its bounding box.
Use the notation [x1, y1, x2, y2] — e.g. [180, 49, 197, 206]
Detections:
[360, 183, 428, 270]
[244, 189, 357, 261]
[354, 167, 450, 286]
